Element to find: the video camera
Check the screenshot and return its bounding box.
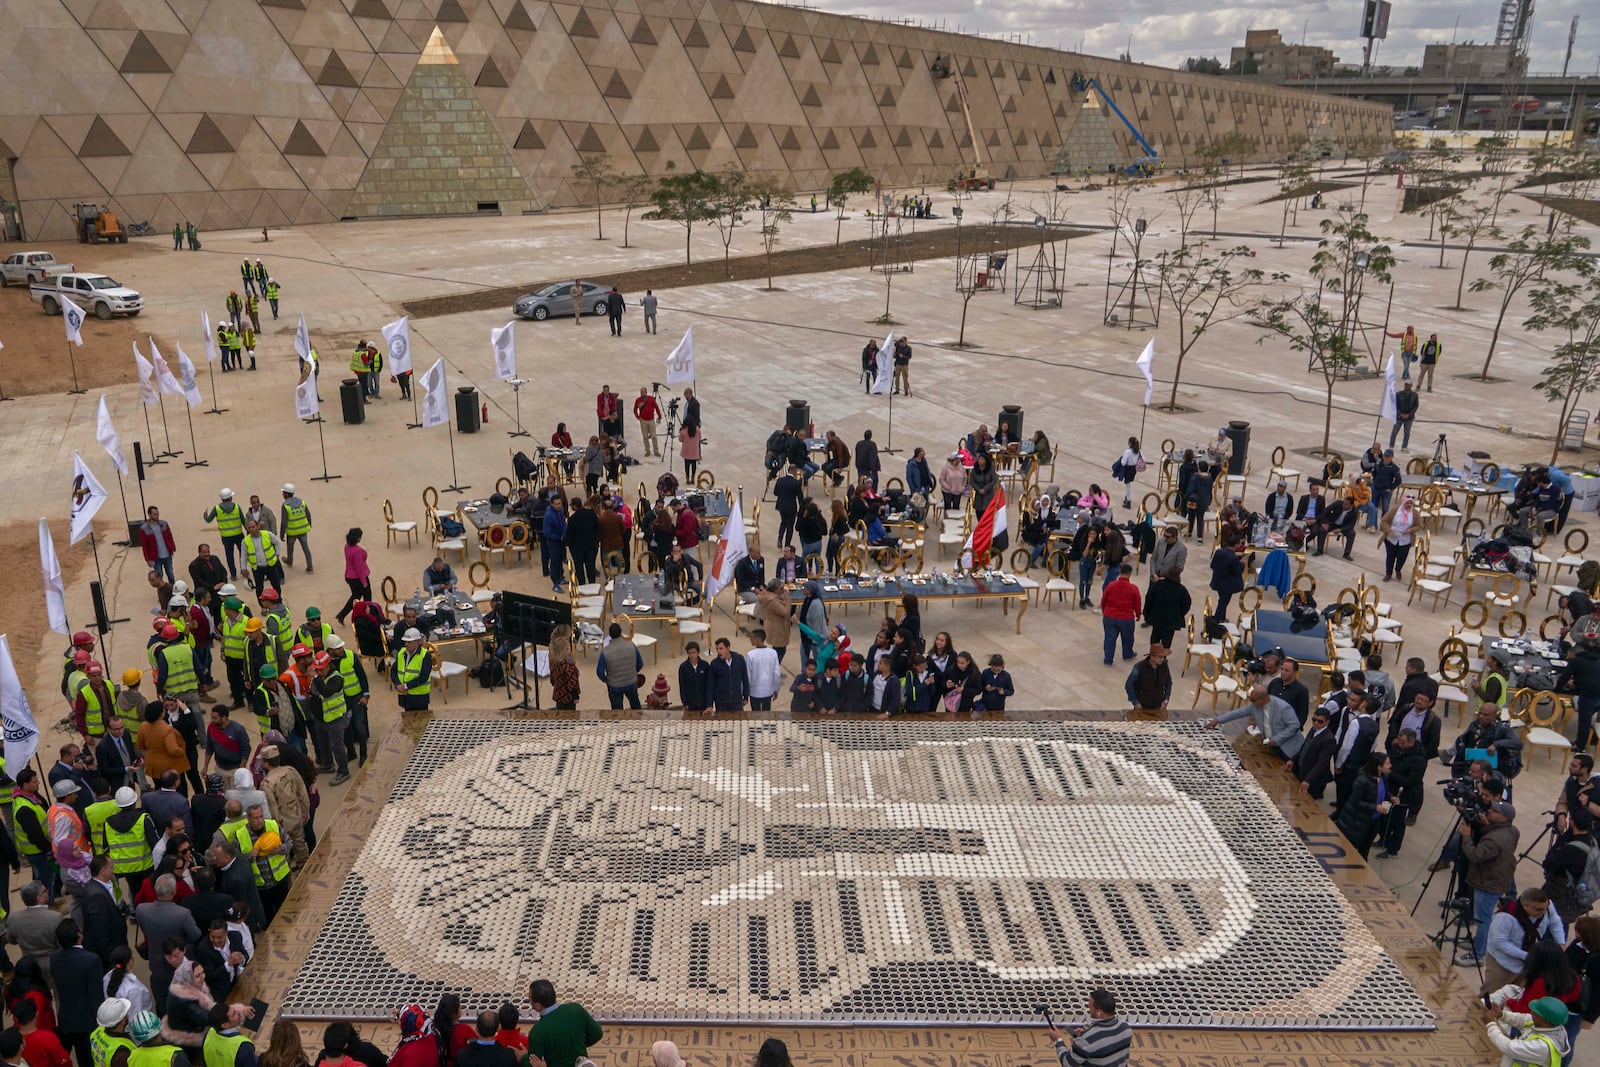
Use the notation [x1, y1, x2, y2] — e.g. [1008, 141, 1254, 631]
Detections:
[1442, 774, 1501, 823]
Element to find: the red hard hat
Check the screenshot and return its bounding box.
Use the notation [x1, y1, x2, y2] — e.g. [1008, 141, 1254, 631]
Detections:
[86, 663, 103, 676]
[73, 650, 91, 665]
[153, 618, 168, 632]
[160, 625, 179, 641]
[260, 589, 280, 602]
[72, 631, 93, 647]
[312, 652, 331, 670]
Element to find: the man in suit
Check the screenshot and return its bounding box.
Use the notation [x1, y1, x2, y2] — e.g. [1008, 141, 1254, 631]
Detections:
[189, 918, 250, 1001]
[208, 840, 264, 933]
[80, 855, 127, 965]
[49, 919, 103, 1067]
[1331, 690, 1380, 816]
[1292, 707, 1340, 799]
[95, 716, 141, 789]
[1207, 686, 1305, 760]
[136, 873, 202, 965]
[182, 867, 234, 931]
[1294, 482, 1331, 555]
[4, 882, 65, 981]
[142, 771, 192, 839]
[48, 745, 95, 816]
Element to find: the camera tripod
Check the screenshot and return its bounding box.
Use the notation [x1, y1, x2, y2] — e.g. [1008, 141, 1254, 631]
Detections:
[1410, 813, 1483, 975]
[1428, 433, 1450, 479]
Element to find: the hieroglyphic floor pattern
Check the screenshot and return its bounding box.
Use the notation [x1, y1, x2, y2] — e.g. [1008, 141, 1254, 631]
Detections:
[282, 720, 1432, 1030]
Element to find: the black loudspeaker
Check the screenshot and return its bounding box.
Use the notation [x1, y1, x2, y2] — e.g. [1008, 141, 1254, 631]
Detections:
[89, 581, 111, 634]
[785, 399, 809, 434]
[455, 386, 481, 433]
[997, 405, 1023, 441]
[133, 441, 146, 481]
[339, 379, 365, 425]
[499, 591, 572, 646]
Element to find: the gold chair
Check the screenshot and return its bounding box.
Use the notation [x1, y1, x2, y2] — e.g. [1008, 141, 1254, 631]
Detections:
[1554, 527, 1590, 581]
[1192, 653, 1242, 710]
[506, 521, 532, 567]
[1407, 553, 1452, 610]
[480, 524, 509, 567]
[1457, 600, 1489, 649]
[1264, 445, 1301, 493]
[381, 575, 402, 619]
[1498, 609, 1528, 638]
[468, 561, 495, 606]
[1435, 648, 1474, 725]
[1484, 574, 1520, 614]
[696, 469, 716, 491]
[384, 500, 419, 549]
[1525, 692, 1576, 764]
[1182, 619, 1229, 677]
[615, 612, 658, 665]
[429, 642, 471, 702]
[431, 513, 468, 563]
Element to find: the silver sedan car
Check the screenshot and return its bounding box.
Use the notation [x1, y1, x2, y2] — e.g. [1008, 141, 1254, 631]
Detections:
[513, 281, 610, 321]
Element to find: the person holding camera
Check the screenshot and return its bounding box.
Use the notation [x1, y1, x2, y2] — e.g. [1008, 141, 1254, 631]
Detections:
[1460, 800, 1524, 968]
[1451, 703, 1523, 780]
[1430, 761, 1508, 873]
[1045, 989, 1132, 1067]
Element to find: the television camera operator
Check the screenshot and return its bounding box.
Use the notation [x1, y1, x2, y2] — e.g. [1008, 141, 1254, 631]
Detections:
[1458, 799, 1523, 972]
[1428, 759, 1510, 874]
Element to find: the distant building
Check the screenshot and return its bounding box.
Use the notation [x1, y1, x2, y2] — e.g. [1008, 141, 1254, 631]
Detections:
[1420, 43, 1528, 79]
[1230, 29, 1339, 78]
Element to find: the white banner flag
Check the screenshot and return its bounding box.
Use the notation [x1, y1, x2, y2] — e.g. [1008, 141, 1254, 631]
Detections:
[69, 451, 107, 545]
[0, 634, 41, 774]
[704, 498, 748, 601]
[202, 309, 219, 363]
[1380, 353, 1398, 423]
[39, 519, 68, 634]
[61, 295, 86, 346]
[176, 344, 203, 408]
[149, 338, 182, 395]
[382, 316, 412, 376]
[664, 327, 695, 385]
[294, 313, 312, 366]
[294, 360, 319, 420]
[96, 395, 126, 474]
[1136, 339, 1155, 407]
[133, 342, 158, 405]
[420, 358, 449, 428]
[871, 331, 894, 395]
[491, 321, 517, 380]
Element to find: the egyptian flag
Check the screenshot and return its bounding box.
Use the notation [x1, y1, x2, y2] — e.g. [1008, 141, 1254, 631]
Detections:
[964, 483, 1007, 567]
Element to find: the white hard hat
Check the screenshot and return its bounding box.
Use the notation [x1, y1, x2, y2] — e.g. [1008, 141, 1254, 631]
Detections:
[282, 483, 296, 494]
[220, 488, 234, 500]
[114, 786, 138, 808]
[324, 634, 345, 650]
[402, 628, 424, 642]
[167, 595, 188, 608]
[171, 580, 189, 596]
[220, 584, 237, 597]
[97, 998, 132, 1028]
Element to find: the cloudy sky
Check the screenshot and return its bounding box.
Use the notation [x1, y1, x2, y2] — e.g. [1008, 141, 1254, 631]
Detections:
[806, 0, 1595, 76]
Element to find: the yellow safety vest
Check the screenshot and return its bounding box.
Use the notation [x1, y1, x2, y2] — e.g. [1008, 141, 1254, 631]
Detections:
[242, 326, 256, 349]
[213, 501, 244, 538]
[13, 793, 48, 856]
[221, 616, 247, 660]
[266, 282, 279, 301]
[203, 1029, 253, 1067]
[336, 651, 363, 700]
[251, 682, 280, 737]
[128, 1043, 187, 1067]
[264, 610, 293, 659]
[395, 646, 430, 695]
[103, 812, 154, 875]
[349, 347, 369, 373]
[90, 1028, 138, 1067]
[224, 819, 289, 887]
[297, 622, 332, 650]
[157, 642, 198, 694]
[244, 534, 278, 568]
[85, 798, 119, 852]
[80, 680, 112, 736]
[282, 501, 310, 537]
[319, 673, 347, 723]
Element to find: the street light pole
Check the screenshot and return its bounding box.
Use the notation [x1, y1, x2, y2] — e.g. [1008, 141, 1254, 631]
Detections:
[952, 205, 964, 292]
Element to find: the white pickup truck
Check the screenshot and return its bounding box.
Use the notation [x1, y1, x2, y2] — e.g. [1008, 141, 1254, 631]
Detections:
[0, 251, 74, 287]
[31, 272, 143, 318]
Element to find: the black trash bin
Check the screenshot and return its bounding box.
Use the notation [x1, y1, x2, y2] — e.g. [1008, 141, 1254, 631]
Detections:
[1225, 420, 1250, 476]
[456, 386, 481, 433]
[339, 378, 364, 425]
[998, 405, 1023, 440]
[785, 399, 810, 434]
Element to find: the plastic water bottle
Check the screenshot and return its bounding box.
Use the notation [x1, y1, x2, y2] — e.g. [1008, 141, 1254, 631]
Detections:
[414, 587, 421, 600]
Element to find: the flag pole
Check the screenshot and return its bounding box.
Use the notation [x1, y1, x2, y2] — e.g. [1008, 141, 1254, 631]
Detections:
[64, 339, 85, 395]
[406, 382, 422, 430]
[204, 360, 227, 415]
[508, 379, 530, 438]
[139, 401, 166, 467]
[155, 394, 181, 458]
[309, 416, 341, 482]
[442, 414, 468, 494]
[112, 471, 135, 546]
[181, 403, 206, 468]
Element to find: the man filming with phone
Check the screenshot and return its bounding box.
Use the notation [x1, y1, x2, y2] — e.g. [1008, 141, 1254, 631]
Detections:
[1043, 989, 1132, 1067]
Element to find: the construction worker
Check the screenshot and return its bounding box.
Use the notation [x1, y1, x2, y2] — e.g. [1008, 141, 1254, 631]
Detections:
[202, 1000, 258, 1067]
[258, 589, 293, 671]
[349, 341, 372, 401]
[241, 322, 256, 370]
[225, 290, 243, 331]
[46, 779, 90, 883]
[12, 769, 56, 897]
[145, 618, 168, 671]
[243, 618, 274, 687]
[83, 778, 118, 855]
[172, 222, 183, 251]
[281, 645, 318, 761]
[219, 597, 249, 709]
[73, 663, 115, 743]
[62, 649, 94, 716]
[227, 322, 246, 371]
[254, 259, 268, 296]
[297, 606, 333, 653]
[264, 278, 280, 320]
[204, 488, 247, 580]
[244, 290, 260, 334]
[154, 625, 202, 717]
[249, 664, 291, 740]
[311, 652, 351, 784]
[242, 519, 284, 601]
[127, 1009, 188, 1067]
[164, 595, 191, 644]
[224, 803, 291, 924]
[116, 669, 146, 736]
[60, 630, 96, 691]
[366, 342, 383, 398]
[390, 628, 432, 712]
[215, 319, 232, 371]
[279, 484, 313, 573]
[103, 786, 157, 899]
[324, 635, 369, 767]
[91, 996, 138, 1067]
[240, 258, 255, 296]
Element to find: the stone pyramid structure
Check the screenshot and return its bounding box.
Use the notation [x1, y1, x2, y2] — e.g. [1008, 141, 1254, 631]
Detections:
[343, 27, 532, 219]
[1066, 90, 1132, 175]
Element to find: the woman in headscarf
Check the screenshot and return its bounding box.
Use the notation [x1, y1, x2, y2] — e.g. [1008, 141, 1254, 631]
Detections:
[652, 1042, 687, 1067]
[388, 1005, 437, 1067]
[163, 958, 250, 1051]
[1380, 493, 1418, 582]
[799, 580, 827, 668]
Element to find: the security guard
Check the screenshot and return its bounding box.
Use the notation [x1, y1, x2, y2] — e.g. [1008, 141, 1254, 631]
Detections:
[219, 598, 249, 709]
[390, 627, 432, 712]
[324, 635, 369, 767]
[90, 997, 138, 1067]
[279, 485, 313, 573]
[311, 652, 351, 784]
[127, 1010, 186, 1067]
[296, 607, 333, 653]
[265, 278, 280, 320]
[154, 625, 201, 716]
[223, 804, 291, 924]
[204, 488, 247, 579]
[102, 787, 157, 898]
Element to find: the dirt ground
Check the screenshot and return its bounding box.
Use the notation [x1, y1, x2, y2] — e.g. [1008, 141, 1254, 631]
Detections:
[1531, 195, 1600, 228]
[0, 287, 158, 397]
[0, 516, 102, 735]
[403, 222, 1086, 319]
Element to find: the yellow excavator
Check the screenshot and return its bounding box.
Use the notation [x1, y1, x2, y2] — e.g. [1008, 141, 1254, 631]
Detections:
[945, 69, 995, 192]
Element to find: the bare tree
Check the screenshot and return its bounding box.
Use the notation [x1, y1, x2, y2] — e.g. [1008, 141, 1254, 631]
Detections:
[614, 172, 654, 249]
[1526, 259, 1600, 463]
[1275, 157, 1315, 246]
[1105, 177, 1148, 259]
[1469, 223, 1591, 379]
[1440, 193, 1508, 307]
[748, 176, 795, 291]
[705, 169, 754, 276]
[570, 153, 618, 240]
[1154, 242, 1281, 410]
[1165, 180, 1207, 248]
